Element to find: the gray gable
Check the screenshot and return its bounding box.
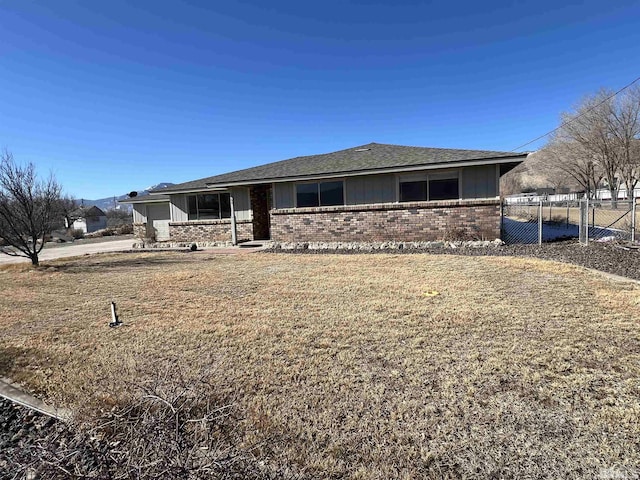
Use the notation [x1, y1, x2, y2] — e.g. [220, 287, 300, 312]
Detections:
[72, 206, 106, 217]
[155, 142, 527, 193]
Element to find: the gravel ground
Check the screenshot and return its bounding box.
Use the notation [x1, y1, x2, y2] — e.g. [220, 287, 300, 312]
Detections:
[468, 241, 640, 281]
[2, 240, 638, 478]
[0, 395, 270, 479]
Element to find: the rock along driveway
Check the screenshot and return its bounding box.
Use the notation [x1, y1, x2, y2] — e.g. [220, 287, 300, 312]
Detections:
[0, 238, 136, 265]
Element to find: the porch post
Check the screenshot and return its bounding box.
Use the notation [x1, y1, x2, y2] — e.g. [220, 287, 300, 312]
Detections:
[230, 194, 238, 246]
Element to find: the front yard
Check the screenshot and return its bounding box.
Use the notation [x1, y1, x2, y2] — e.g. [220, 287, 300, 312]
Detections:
[1, 251, 639, 478]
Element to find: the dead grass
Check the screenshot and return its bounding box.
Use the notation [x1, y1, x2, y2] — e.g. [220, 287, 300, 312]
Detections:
[1, 251, 640, 478]
[512, 204, 640, 230]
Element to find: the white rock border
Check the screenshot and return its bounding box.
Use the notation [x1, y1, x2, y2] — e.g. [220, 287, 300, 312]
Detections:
[271, 239, 504, 251]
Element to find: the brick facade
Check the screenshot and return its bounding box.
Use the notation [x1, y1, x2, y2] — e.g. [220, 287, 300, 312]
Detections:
[169, 220, 254, 243]
[270, 199, 500, 242]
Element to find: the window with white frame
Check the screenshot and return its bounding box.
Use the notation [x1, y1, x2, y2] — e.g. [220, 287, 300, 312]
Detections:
[296, 181, 344, 207]
[187, 193, 231, 220]
[399, 172, 459, 202]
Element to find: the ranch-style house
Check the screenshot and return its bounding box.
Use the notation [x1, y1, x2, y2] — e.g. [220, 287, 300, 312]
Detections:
[120, 142, 528, 244]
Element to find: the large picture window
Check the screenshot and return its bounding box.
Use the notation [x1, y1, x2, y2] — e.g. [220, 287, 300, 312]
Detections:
[399, 181, 427, 202]
[188, 193, 231, 220]
[399, 173, 459, 202]
[428, 177, 459, 201]
[296, 181, 344, 207]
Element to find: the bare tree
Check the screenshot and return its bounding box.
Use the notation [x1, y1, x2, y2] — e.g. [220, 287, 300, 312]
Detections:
[559, 89, 621, 205]
[58, 194, 81, 230]
[608, 87, 640, 198]
[0, 150, 62, 266]
[106, 207, 133, 227]
[540, 136, 602, 199]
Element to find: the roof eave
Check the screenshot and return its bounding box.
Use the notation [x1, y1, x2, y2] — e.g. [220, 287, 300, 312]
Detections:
[155, 154, 529, 193]
[118, 196, 170, 204]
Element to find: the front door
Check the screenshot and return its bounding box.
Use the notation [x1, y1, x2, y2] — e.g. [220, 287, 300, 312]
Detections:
[250, 185, 272, 240]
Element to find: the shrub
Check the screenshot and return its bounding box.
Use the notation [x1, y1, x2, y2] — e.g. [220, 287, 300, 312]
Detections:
[21, 358, 267, 479]
[70, 228, 84, 239]
[443, 226, 479, 241]
[116, 224, 133, 235]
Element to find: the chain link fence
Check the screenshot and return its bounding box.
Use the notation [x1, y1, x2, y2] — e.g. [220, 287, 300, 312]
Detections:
[578, 199, 637, 244]
[501, 199, 638, 245]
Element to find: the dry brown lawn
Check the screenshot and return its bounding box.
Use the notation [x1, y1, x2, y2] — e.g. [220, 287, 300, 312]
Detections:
[511, 204, 639, 231]
[1, 251, 640, 478]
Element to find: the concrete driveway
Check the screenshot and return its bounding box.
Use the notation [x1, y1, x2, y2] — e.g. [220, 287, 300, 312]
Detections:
[0, 238, 136, 265]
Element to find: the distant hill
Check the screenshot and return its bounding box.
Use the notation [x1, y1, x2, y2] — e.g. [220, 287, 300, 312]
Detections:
[500, 152, 580, 195]
[79, 183, 175, 212]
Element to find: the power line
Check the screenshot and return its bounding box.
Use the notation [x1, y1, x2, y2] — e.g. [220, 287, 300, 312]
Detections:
[511, 75, 640, 152]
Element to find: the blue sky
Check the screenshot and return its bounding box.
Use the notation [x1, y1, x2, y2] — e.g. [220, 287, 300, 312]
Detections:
[1, 0, 639, 199]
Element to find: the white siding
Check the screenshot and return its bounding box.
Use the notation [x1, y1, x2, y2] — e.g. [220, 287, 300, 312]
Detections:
[170, 195, 188, 222]
[146, 203, 171, 241]
[461, 165, 498, 199]
[231, 187, 252, 221]
[72, 219, 88, 233]
[72, 216, 107, 233]
[133, 204, 147, 223]
[274, 183, 294, 209]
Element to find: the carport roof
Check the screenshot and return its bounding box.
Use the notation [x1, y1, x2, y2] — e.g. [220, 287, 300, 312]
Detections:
[151, 142, 528, 194]
[118, 194, 170, 205]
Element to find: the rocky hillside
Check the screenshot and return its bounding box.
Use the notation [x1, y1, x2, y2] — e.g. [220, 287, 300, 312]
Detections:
[501, 151, 580, 195]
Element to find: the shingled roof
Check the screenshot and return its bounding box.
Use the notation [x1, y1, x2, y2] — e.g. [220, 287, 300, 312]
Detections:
[72, 205, 106, 217]
[154, 143, 527, 193]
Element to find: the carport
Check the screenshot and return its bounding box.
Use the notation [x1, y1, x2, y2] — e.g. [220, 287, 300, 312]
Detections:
[145, 203, 171, 241]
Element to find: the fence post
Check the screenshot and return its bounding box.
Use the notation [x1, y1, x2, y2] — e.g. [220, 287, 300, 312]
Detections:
[566, 201, 570, 228]
[500, 199, 504, 239]
[579, 198, 589, 245]
[538, 200, 543, 245]
[586, 198, 589, 246]
[632, 198, 637, 243]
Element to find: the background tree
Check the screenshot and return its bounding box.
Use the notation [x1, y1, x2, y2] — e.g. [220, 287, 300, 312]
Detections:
[540, 136, 602, 199]
[559, 89, 621, 205]
[549, 87, 640, 205]
[0, 150, 62, 266]
[608, 86, 640, 198]
[58, 194, 81, 230]
[106, 207, 133, 228]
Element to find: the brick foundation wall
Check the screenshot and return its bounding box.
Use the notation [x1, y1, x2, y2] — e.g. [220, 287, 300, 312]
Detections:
[168, 220, 253, 243]
[270, 199, 500, 242]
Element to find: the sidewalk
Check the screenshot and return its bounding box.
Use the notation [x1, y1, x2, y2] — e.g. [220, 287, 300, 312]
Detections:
[0, 239, 270, 265]
[0, 239, 136, 265]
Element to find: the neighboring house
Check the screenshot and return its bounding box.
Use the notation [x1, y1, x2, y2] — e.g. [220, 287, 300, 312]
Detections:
[120, 142, 528, 244]
[70, 206, 108, 234]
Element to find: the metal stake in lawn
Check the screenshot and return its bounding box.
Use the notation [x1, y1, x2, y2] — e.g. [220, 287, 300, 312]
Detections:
[109, 301, 122, 328]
